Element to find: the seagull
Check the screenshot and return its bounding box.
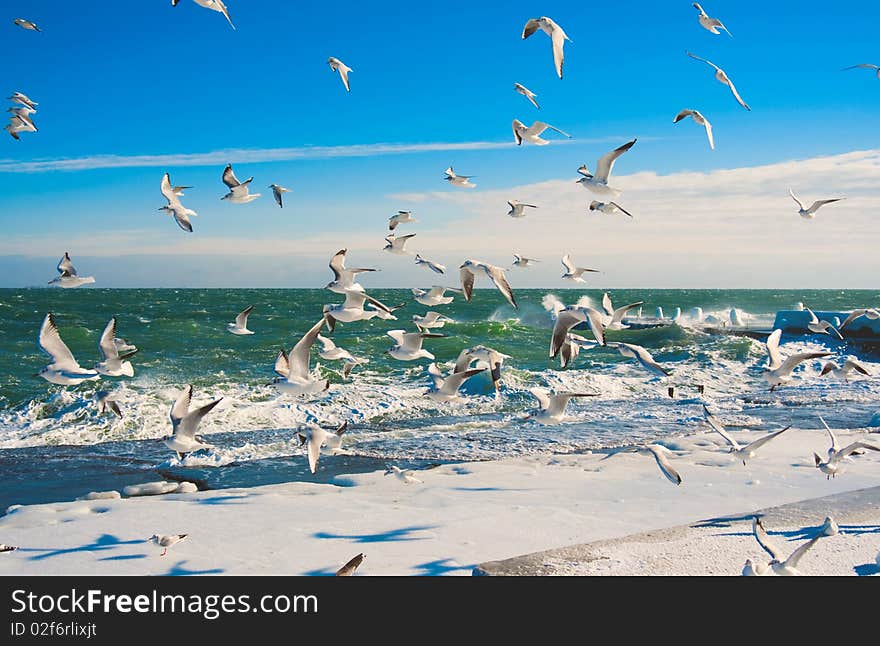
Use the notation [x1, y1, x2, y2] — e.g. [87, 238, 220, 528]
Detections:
[272, 317, 331, 396]
[558, 332, 599, 369]
[385, 465, 422, 484]
[148, 533, 188, 557]
[608, 342, 671, 377]
[588, 200, 634, 218]
[804, 307, 843, 339]
[37, 313, 100, 385]
[159, 172, 198, 233]
[163, 385, 222, 459]
[414, 254, 446, 274]
[413, 311, 454, 332]
[96, 391, 123, 418]
[673, 109, 714, 150]
[550, 305, 607, 359]
[48, 252, 95, 288]
[13, 18, 41, 32]
[316, 335, 368, 378]
[821, 359, 871, 381]
[324, 290, 397, 325]
[600, 293, 644, 330]
[0, 544, 19, 553]
[185, 0, 235, 30]
[521, 16, 571, 79]
[454, 345, 510, 391]
[460, 260, 517, 309]
[425, 363, 485, 402]
[818, 415, 866, 464]
[512, 254, 539, 268]
[751, 517, 825, 576]
[507, 200, 538, 218]
[577, 139, 637, 197]
[297, 421, 347, 474]
[526, 388, 597, 424]
[514, 82, 540, 109]
[839, 308, 880, 330]
[561, 254, 600, 283]
[327, 57, 352, 92]
[763, 329, 831, 390]
[686, 52, 750, 111]
[603, 444, 682, 485]
[702, 405, 791, 465]
[842, 63, 880, 79]
[819, 516, 839, 537]
[389, 210, 417, 231]
[336, 553, 365, 576]
[95, 318, 137, 377]
[789, 188, 844, 219]
[384, 233, 417, 256]
[512, 119, 571, 145]
[5, 114, 37, 140]
[813, 417, 880, 478]
[413, 286, 461, 307]
[269, 184, 290, 208]
[8, 92, 37, 110]
[387, 329, 442, 361]
[443, 166, 476, 188]
[226, 305, 254, 335]
[221, 164, 260, 203]
[692, 3, 732, 37]
[325, 249, 377, 294]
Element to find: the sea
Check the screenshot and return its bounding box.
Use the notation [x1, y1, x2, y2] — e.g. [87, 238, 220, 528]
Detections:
[1, 287, 878, 511]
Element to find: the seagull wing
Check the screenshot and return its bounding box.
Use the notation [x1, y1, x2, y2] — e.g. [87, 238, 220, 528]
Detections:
[621, 342, 671, 376]
[611, 301, 643, 324]
[459, 265, 475, 301]
[328, 249, 348, 281]
[38, 313, 80, 370]
[703, 405, 740, 449]
[783, 536, 821, 570]
[272, 186, 284, 207]
[686, 51, 721, 72]
[609, 201, 635, 218]
[160, 173, 178, 204]
[839, 309, 865, 330]
[169, 385, 193, 427]
[222, 164, 241, 189]
[179, 397, 222, 438]
[753, 517, 785, 561]
[843, 63, 880, 71]
[805, 198, 844, 215]
[743, 425, 792, 454]
[703, 119, 715, 150]
[765, 329, 783, 370]
[274, 349, 290, 378]
[522, 18, 541, 39]
[307, 427, 327, 473]
[725, 77, 750, 110]
[561, 254, 576, 274]
[837, 441, 880, 460]
[234, 305, 253, 328]
[778, 352, 831, 375]
[485, 264, 517, 308]
[550, 309, 586, 358]
[529, 388, 551, 411]
[57, 253, 77, 277]
[645, 445, 682, 485]
[440, 368, 485, 395]
[289, 317, 327, 380]
[595, 139, 636, 183]
[788, 188, 806, 211]
[673, 109, 694, 123]
[98, 318, 120, 361]
[550, 27, 566, 78]
[602, 292, 614, 317]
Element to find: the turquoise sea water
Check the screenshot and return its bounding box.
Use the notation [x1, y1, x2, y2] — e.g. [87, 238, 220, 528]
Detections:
[1, 287, 878, 510]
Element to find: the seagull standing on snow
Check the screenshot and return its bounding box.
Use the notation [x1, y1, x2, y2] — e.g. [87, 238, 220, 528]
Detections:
[460, 260, 518, 308]
[272, 317, 332, 396]
[514, 82, 540, 108]
[95, 318, 138, 377]
[804, 307, 843, 339]
[425, 363, 485, 402]
[526, 389, 597, 424]
[692, 3, 732, 36]
[609, 342, 671, 377]
[327, 57, 352, 92]
[703, 405, 792, 465]
[561, 254, 599, 283]
[297, 421, 348, 474]
[174, 0, 235, 30]
[387, 329, 443, 361]
[673, 109, 714, 150]
[512, 254, 539, 268]
[507, 200, 538, 218]
[413, 286, 461, 307]
[443, 166, 476, 188]
[842, 64, 880, 79]
[821, 358, 871, 381]
[414, 254, 446, 274]
[163, 385, 222, 460]
[512, 119, 571, 145]
[789, 188, 844, 219]
[226, 305, 254, 335]
[577, 139, 637, 197]
[269, 184, 290, 208]
[521, 16, 571, 79]
[385, 465, 422, 484]
[221, 164, 261, 203]
[13, 18, 41, 32]
[37, 313, 100, 385]
[325, 249, 377, 294]
[389, 210, 417, 231]
[149, 533, 188, 557]
[763, 329, 831, 391]
[686, 51, 750, 111]
[384, 233, 416, 256]
[48, 252, 95, 288]
[159, 172, 198, 232]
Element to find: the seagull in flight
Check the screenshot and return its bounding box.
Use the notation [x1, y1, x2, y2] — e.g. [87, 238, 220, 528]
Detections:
[702, 405, 791, 465]
[454, 345, 510, 391]
[842, 63, 880, 79]
[414, 254, 446, 274]
[550, 305, 607, 359]
[325, 248, 377, 294]
[526, 389, 597, 424]
[48, 252, 95, 288]
[588, 201, 634, 218]
[512, 254, 539, 268]
[600, 293, 644, 330]
[413, 286, 461, 307]
[8, 92, 37, 110]
[413, 311, 454, 332]
[763, 329, 831, 390]
[37, 313, 100, 385]
[425, 363, 485, 402]
[514, 82, 540, 109]
[269, 184, 290, 208]
[95, 318, 138, 377]
[385, 465, 422, 484]
[561, 254, 599, 283]
[577, 139, 637, 197]
[512, 119, 571, 145]
[324, 290, 397, 325]
[813, 416, 880, 479]
[608, 342, 671, 377]
[821, 358, 871, 381]
[13, 18, 41, 32]
[789, 188, 844, 219]
[443, 166, 476, 188]
[384, 233, 417, 256]
[96, 391, 123, 418]
[507, 200, 538, 218]
[163, 385, 222, 460]
[804, 307, 843, 339]
[750, 517, 827, 576]
[387, 330, 442, 361]
[460, 260, 517, 308]
[673, 109, 714, 150]
[159, 172, 198, 232]
[327, 57, 352, 92]
[174, 0, 235, 30]
[692, 3, 732, 37]
[272, 317, 331, 396]
[389, 210, 417, 231]
[603, 444, 682, 485]
[521, 16, 571, 79]
[686, 51, 750, 110]
[221, 164, 260, 203]
[298, 421, 348, 474]
[316, 335, 368, 378]
[839, 308, 880, 330]
[227, 305, 254, 335]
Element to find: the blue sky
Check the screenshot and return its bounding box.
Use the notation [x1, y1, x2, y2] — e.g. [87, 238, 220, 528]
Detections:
[1, 1, 879, 287]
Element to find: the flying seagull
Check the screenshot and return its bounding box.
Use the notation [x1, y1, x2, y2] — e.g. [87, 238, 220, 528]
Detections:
[272, 317, 332, 396]
[839, 308, 880, 330]
[750, 517, 828, 576]
[328, 57, 352, 92]
[804, 307, 843, 339]
[577, 139, 637, 197]
[561, 254, 599, 283]
[842, 63, 880, 79]
[37, 313, 100, 385]
[298, 421, 347, 474]
[673, 109, 714, 150]
[703, 405, 791, 465]
[269, 184, 290, 208]
[526, 389, 597, 424]
[174, 0, 235, 30]
[13, 18, 41, 32]
[514, 82, 540, 109]
[600, 293, 644, 330]
[789, 188, 844, 219]
[460, 260, 517, 308]
[227, 305, 254, 335]
[413, 311, 454, 332]
[813, 416, 880, 479]
[415, 254, 446, 274]
[159, 172, 198, 232]
[387, 329, 443, 361]
[48, 252, 95, 288]
[608, 342, 671, 377]
[443, 166, 476, 188]
[425, 363, 485, 402]
[588, 201, 634, 218]
[326, 248, 377, 294]
[763, 329, 831, 390]
[821, 359, 871, 381]
[412, 286, 461, 307]
[454, 345, 509, 391]
[221, 164, 260, 203]
[507, 200, 538, 218]
[8, 92, 37, 110]
[512, 254, 539, 268]
[692, 3, 732, 37]
[521, 16, 571, 79]
[384, 233, 417, 256]
[512, 119, 571, 145]
[163, 385, 222, 460]
[686, 51, 750, 110]
[603, 444, 683, 485]
[95, 318, 137, 377]
[389, 210, 417, 231]
[550, 305, 607, 358]
[385, 465, 422, 484]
